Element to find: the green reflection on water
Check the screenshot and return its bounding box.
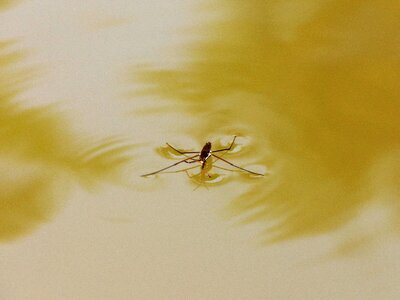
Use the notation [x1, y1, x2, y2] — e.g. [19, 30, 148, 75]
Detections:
[0, 42, 135, 242]
[134, 0, 400, 246]
[0, 0, 18, 10]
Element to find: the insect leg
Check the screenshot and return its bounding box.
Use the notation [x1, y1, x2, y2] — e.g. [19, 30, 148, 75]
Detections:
[166, 143, 200, 155]
[211, 154, 264, 176]
[158, 165, 200, 175]
[141, 154, 199, 177]
[213, 165, 241, 172]
[212, 136, 237, 153]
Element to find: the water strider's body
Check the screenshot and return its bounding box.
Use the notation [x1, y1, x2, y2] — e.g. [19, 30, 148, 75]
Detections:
[199, 142, 212, 169]
[141, 136, 264, 177]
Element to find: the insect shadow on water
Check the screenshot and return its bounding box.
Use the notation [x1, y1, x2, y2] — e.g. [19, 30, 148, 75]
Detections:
[141, 136, 264, 188]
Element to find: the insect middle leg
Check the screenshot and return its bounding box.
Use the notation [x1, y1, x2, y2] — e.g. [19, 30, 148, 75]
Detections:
[212, 154, 264, 176]
[166, 143, 200, 155]
[212, 136, 237, 153]
[141, 154, 199, 177]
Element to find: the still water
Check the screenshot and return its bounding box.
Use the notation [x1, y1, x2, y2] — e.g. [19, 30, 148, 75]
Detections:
[0, 0, 399, 299]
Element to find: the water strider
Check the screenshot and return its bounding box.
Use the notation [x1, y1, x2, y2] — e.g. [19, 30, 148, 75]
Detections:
[141, 136, 265, 178]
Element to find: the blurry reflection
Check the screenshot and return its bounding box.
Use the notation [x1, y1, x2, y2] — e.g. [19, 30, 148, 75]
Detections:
[134, 1, 400, 245]
[0, 0, 18, 10]
[0, 42, 135, 242]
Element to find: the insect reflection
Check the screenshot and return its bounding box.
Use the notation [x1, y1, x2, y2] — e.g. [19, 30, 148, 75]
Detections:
[141, 136, 264, 184]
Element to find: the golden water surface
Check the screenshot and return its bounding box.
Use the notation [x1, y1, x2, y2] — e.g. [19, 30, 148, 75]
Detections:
[0, 0, 399, 299]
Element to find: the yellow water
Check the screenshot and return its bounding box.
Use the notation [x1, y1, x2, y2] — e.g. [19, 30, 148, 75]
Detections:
[0, 0, 399, 299]
[136, 0, 400, 243]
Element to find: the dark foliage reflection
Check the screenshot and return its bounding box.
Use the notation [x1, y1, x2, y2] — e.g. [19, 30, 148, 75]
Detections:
[0, 42, 135, 242]
[134, 0, 400, 246]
